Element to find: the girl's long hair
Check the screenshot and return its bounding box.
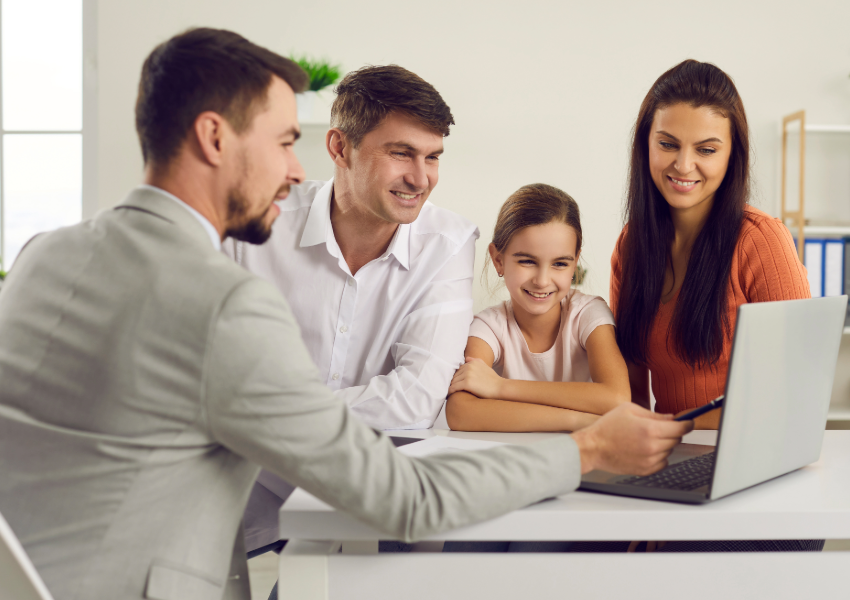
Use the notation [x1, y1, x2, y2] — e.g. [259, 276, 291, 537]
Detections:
[616, 60, 750, 368]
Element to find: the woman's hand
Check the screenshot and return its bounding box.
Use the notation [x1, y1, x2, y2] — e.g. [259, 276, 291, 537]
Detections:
[448, 357, 505, 399]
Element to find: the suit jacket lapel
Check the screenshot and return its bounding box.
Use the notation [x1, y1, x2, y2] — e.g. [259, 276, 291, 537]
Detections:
[115, 187, 218, 253]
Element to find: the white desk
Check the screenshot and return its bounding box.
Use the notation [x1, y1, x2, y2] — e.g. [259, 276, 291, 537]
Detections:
[278, 430, 850, 600]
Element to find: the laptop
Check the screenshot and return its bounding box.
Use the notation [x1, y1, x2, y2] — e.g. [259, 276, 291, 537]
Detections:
[579, 295, 848, 504]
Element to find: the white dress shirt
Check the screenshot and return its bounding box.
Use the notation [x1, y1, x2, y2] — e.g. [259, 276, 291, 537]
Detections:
[225, 179, 479, 430]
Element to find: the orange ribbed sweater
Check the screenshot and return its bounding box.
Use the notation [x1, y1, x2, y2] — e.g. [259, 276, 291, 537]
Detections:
[610, 206, 810, 414]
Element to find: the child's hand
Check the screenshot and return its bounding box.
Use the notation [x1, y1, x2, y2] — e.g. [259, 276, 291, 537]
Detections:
[448, 357, 505, 399]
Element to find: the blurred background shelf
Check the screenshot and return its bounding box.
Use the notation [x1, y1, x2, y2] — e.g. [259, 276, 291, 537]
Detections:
[786, 224, 850, 236]
[803, 124, 850, 134]
[782, 111, 850, 428]
[828, 407, 850, 422]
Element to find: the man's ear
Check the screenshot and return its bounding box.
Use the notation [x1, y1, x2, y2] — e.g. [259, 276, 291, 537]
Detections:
[488, 243, 504, 276]
[326, 128, 351, 168]
[193, 111, 228, 167]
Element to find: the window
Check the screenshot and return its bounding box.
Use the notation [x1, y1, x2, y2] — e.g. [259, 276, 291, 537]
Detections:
[0, 0, 85, 271]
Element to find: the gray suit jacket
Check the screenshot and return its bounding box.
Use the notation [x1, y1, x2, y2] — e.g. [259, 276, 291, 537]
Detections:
[0, 188, 581, 600]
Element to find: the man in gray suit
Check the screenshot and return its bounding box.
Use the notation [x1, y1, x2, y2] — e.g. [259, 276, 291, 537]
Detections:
[0, 28, 691, 600]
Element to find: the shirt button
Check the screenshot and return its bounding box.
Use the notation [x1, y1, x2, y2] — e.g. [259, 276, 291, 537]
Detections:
[339, 325, 348, 333]
[332, 373, 340, 381]
[347, 278, 355, 286]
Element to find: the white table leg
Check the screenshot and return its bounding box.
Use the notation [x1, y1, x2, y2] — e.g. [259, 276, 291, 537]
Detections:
[278, 540, 339, 600]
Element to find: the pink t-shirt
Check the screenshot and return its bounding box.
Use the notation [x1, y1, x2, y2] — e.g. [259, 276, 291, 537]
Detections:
[470, 290, 615, 383]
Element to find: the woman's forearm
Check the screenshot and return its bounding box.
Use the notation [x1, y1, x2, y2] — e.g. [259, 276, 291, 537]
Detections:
[496, 379, 630, 415]
[445, 391, 599, 433]
[693, 407, 722, 430]
[671, 407, 721, 430]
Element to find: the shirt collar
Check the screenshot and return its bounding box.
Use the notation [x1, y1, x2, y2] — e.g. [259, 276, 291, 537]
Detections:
[299, 179, 410, 271]
[137, 184, 221, 251]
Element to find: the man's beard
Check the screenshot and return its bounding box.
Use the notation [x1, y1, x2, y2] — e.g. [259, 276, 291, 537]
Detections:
[224, 188, 278, 245]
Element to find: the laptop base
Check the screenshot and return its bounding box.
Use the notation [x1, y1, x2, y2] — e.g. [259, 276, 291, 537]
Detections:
[579, 443, 714, 505]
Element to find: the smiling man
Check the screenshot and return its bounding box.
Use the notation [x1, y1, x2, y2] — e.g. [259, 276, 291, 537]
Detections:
[225, 66, 482, 552]
[227, 66, 475, 433]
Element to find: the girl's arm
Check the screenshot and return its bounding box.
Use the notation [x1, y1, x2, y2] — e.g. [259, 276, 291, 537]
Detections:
[449, 326, 630, 416]
[445, 337, 599, 432]
[446, 391, 599, 432]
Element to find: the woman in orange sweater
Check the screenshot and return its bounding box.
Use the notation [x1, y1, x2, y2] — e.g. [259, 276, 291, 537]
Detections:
[611, 59, 809, 431]
[611, 60, 817, 553]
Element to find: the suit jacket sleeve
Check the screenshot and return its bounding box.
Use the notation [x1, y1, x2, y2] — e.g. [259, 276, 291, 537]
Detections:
[203, 277, 581, 542]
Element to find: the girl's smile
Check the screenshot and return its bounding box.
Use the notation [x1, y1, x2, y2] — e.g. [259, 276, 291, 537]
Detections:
[523, 289, 554, 300]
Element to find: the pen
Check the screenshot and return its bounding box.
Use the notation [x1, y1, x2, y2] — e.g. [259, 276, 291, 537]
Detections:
[674, 395, 725, 421]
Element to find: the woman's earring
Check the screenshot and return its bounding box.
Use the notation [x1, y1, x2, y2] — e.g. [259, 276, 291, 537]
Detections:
[498, 273, 503, 278]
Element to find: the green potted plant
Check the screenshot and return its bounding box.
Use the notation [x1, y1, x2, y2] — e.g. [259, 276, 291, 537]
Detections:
[573, 264, 587, 286]
[290, 55, 342, 121]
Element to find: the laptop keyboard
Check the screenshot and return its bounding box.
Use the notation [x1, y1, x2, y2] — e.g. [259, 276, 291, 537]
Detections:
[618, 451, 716, 491]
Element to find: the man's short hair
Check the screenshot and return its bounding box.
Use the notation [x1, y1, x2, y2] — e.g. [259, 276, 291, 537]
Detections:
[136, 28, 308, 166]
[330, 65, 454, 147]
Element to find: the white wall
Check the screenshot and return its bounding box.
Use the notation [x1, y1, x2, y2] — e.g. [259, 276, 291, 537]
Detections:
[96, 0, 850, 310]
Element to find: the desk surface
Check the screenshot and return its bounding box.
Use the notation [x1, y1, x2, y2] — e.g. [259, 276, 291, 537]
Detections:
[280, 430, 850, 542]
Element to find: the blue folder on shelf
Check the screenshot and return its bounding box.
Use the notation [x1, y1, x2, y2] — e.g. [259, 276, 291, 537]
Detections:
[824, 239, 844, 298]
[804, 239, 825, 298]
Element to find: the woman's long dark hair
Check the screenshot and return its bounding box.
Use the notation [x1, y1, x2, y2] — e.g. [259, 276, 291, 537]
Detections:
[616, 60, 750, 368]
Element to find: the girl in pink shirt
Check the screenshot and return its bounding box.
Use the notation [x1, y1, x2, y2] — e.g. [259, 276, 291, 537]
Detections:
[446, 184, 630, 432]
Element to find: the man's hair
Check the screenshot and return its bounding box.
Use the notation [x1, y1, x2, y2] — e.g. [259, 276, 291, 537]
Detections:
[330, 65, 454, 147]
[135, 28, 308, 166]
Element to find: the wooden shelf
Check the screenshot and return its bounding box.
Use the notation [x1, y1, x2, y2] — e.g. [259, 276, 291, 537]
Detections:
[781, 112, 850, 262]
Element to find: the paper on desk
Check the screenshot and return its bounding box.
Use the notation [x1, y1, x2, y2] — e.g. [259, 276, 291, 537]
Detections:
[397, 435, 506, 457]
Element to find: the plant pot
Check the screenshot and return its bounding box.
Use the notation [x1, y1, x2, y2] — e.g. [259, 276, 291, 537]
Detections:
[296, 91, 317, 122]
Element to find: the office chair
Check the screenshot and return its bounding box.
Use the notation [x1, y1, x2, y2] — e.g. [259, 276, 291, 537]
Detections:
[0, 509, 55, 600]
